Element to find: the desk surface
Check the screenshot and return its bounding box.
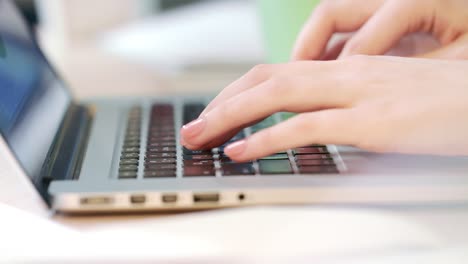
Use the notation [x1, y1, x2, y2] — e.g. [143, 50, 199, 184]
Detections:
[12, 36, 464, 245]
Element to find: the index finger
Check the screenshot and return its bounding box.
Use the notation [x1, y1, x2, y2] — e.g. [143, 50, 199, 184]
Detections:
[181, 73, 353, 148]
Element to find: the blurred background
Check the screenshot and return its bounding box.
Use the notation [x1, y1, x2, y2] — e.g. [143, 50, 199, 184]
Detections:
[13, 0, 315, 98]
[14, 0, 267, 98]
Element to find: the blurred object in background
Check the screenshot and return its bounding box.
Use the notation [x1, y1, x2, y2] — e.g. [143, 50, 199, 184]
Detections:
[14, 0, 37, 26]
[34, 0, 214, 45]
[160, 0, 205, 10]
[34, 0, 265, 98]
[100, 0, 265, 73]
[35, 0, 141, 45]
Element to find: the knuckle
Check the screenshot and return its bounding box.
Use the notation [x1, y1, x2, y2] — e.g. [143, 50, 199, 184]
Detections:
[247, 64, 273, 82]
[265, 77, 291, 96]
[341, 54, 372, 74]
[350, 107, 389, 152]
[290, 114, 321, 143]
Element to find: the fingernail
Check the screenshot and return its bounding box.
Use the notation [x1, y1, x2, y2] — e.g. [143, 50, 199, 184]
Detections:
[225, 140, 247, 157]
[181, 118, 206, 138]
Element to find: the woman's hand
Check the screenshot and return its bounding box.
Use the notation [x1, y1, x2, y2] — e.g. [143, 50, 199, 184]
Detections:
[293, 0, 468, 60]
[181, 56, 468, 161]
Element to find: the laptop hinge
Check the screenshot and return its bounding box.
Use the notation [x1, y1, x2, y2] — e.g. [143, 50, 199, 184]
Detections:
[39, 103, 93, 185]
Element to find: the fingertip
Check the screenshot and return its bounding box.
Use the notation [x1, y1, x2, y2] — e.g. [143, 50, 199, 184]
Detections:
[224, 140, 247, 160]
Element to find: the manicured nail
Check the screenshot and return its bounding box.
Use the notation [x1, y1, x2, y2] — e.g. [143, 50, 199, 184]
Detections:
[224, 140, 247, 157]
[181, 118, 206, 138]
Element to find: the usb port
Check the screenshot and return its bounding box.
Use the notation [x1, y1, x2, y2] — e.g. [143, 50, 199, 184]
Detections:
[80, 196, 113, 205]
[193, 193, 219, 203]
[162, 193, 178, 203]
[130, 194, 146, 204]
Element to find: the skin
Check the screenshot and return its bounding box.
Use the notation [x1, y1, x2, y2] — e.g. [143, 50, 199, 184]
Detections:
[293, 0, 468, 60]
[180, 0, 468, 161]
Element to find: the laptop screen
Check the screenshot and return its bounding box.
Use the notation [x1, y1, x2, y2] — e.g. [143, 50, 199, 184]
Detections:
[0, 0, 71, 187]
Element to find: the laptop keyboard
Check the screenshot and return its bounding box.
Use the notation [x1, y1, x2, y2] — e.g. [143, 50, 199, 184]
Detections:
[118, 106, 142, 179]
[118, 103, 339, 179]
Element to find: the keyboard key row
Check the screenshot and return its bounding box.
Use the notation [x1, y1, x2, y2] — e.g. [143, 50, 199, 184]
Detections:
[118, 106, 142, 179]
[182, 104, 217, 177]
[118, 105, 339, 179]
[144, 104, 178, 178]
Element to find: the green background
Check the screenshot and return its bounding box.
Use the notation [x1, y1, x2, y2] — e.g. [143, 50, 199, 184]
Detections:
[257, 0, 321, 63]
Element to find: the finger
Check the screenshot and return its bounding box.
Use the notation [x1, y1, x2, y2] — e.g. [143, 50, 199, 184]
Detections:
[224, 110, 356, 162]
[415, 34, 468, 60]
[199, 62, 331, 117]
[339, 0, 422, 57]
[292, 0, 383, 61]
[320, 35, 350, 61]
[182, 118, 263, 150]
[199, 64, 281, 117]
[181, 73, 352, 148]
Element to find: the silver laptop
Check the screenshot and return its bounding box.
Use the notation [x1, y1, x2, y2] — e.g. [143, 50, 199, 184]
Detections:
[1, 0, 468, 214]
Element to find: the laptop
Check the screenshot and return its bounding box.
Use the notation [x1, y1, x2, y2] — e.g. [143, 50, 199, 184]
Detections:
[1, 0, 468, 214]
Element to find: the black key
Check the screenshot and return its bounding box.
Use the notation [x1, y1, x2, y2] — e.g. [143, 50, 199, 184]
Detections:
[293, 147, 329, 155]
[121, 153, 140, 159]
[183, 148, 212, 155]
[220, 159, 237, 164]
[125, 136, 140, 142]
[147, 147, 177, 153]
[125, 131, 141, 137]
[123, 141, 140, 148]
[148, 132, 175, 138]
[119, 165, 139, 172]
[149, 127, 174, 133]
[258, 160, 292, 174]
[260, 154, 289, 160]
[127, 115, 141, 120]
[184, 160, 214, 166]
[122, 147, 140, 153]
[183, 154, 213, 160]
[295, 154, 332, 160]
[183, 103, 205, 124]
[127, 120, 141, 127]
[219, 156, 244, 164]
[120, 159, 139, 165]
[145, 163, 177, 170]
[145, 153, 176, 159]
[222, 163, 255, 176]
[126, 127, 141, 132]
[184, 165, 215, 177]
[125, 130, 140, 135]
[147, 142, 176, 148]
[144, 170, 176, 178]
[149, 136, 176, 142]
[119, 171, 137, 179]
[296, 159, 335, 166]
[145, 158, 176, 164]
[298, 166, 338, 174]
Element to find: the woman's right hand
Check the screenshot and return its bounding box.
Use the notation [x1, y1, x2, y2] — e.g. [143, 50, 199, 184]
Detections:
[293, 0, 468, 61]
